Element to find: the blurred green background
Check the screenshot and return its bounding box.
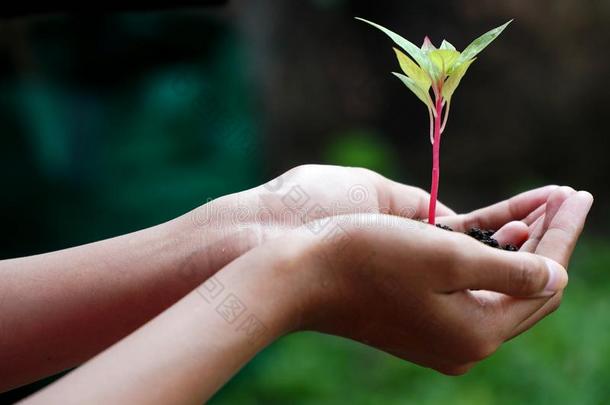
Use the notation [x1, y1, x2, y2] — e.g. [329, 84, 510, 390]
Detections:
[1, 0, 609, 403]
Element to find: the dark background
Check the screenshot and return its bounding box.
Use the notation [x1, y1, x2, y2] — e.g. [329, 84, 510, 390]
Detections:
[1, 0, 609, 403]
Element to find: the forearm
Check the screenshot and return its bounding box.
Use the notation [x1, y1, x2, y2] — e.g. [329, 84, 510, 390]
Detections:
[20, 232, 309, 405]
[0, 196, 260, 391]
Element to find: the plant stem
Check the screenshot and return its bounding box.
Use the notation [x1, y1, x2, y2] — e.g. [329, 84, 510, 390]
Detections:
[428, 95, 443, 225]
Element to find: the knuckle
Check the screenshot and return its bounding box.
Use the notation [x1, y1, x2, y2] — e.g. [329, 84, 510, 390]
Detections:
[353, 166, 378, 177]
[461, 212, 481, 231]
[414, 186, 430, 197]
[291, 163, 313, 174]
[508, 257, 538, 294]
[353, 167, 385, 187]
[416, 187, 432, 209]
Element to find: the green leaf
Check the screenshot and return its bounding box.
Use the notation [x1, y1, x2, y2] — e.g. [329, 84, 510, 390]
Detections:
[428, 49, 461, 75]
[441, 58, 475, 103]
[392, 72, 435, 114]
[393, 48, 431, 92]
[455, 20, 512, 66]
[421, 36, 436, 53]
[439, 40, 456, 50]
[355, 17, 439, 81]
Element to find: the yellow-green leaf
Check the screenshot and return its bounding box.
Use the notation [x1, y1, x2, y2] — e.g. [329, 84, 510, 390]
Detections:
[442, 58, 475, 103]
[428, 49, 461, 75]
[355, 17, 439, 81]
[392, 72, 435, 114]
[455, 20, 512, 67]
[393, 48, 431, 92]
[439, 40, 456, 50]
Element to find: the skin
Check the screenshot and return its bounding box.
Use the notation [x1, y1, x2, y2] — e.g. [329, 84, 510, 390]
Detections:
[0, 164, 458, 391]
[0, 165, 592, 401]
[22, 194, 591, 404]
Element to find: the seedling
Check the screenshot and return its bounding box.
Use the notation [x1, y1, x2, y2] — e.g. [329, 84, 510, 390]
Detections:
[356, 18, 511, 225]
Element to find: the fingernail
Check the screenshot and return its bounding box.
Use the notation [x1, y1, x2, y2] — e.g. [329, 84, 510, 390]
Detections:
[543, 258, 567, 296]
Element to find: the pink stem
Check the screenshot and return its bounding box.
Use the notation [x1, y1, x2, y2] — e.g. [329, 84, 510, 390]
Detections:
[428, 94, 443, 225]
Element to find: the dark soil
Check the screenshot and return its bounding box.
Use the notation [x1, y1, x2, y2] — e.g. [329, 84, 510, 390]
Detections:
[435, 224, 518, 251]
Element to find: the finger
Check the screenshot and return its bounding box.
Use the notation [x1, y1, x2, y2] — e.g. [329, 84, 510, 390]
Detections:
[492, 221, 529, 247]
[522, 203, 545, 226]
[385, 180, 456, 219]
[536, 190, 593, 266]
[450, 248, 568, 338]
[507, 191, 593, 338]
[520, 187, 576, 253]
[543, 187, 576, 231]
[505, 292, 562, 341]
[460, 185, 558, 230]
[438, 185, 558, 232]
[520, 215, 545, 253]
[432, 200, 455, 217]
[445, 188, 586, 341]
[444, 242, 567, 297]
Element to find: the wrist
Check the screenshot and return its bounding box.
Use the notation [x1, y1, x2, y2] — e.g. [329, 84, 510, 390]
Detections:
[170, 193, 266, 284]
[248, 220, 361, 334]
[211, 226, 328, 337]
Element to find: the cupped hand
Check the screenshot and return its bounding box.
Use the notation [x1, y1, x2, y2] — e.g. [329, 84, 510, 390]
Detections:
[187, 164, 558, 271]
[187, 164, 591, 375]
[194, 164, 455, 238]
[437, 186, 593, 339]
[497, 188, 592, 338]
[287, 213, 569, 375]
[183, 164, 459, 274]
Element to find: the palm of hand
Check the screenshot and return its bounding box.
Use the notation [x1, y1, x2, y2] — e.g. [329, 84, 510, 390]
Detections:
[199, 164, 591, 374]
[438, 186, 592, 340]
[303, 184, 590, 374]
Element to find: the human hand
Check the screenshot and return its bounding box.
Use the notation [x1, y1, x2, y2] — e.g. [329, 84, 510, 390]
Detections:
[177, 164, 458, 279]
[26, 193, 587, 403]
[277, 213, 572, 375]
[497, 188, 592, 338]
[182, 164, 557, 277]
[437, 186, 593, 339]
[188, 164, 454, 238]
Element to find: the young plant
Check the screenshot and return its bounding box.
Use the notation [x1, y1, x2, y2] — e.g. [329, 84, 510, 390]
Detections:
[356, 18, 512, 225]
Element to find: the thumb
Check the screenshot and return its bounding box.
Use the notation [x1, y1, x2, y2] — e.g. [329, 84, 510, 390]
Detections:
[457, 248, 568, 297]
